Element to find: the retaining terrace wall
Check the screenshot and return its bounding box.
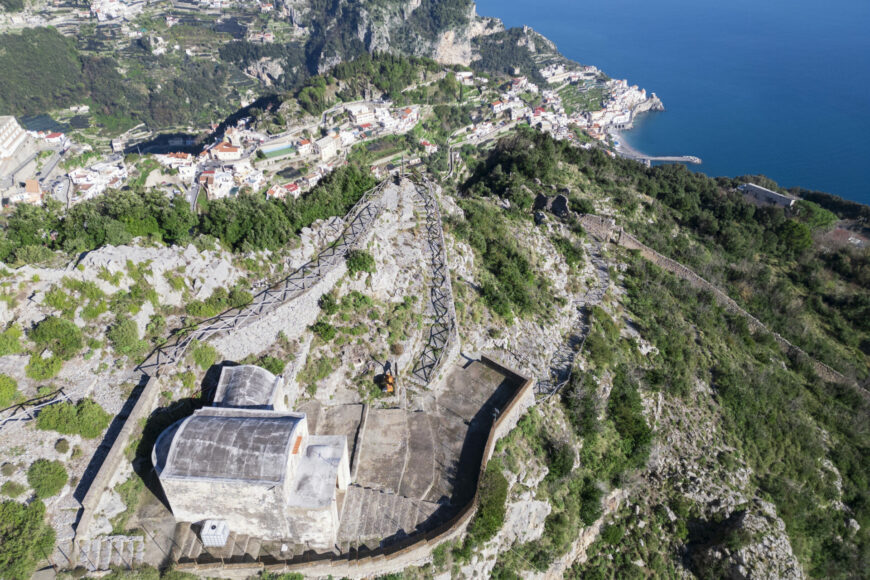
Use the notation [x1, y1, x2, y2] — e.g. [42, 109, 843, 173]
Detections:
[176, 357, 536, 579]
[208, 264, 346, 362]
[74, 376, 163, 549]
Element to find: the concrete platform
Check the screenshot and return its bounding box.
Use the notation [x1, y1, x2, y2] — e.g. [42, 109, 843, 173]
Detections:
[355, 409, 408, 492]
[334, 359, 525, 547]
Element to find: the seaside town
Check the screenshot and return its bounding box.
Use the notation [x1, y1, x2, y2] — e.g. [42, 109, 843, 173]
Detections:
[0, 61, 665, 210]
[2, 0, 868, 579]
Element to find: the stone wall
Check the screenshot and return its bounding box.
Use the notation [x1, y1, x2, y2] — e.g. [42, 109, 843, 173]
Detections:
[209, 264, 346, 362]
[74, 376, 163, 550]
[176, 358, 536, 579]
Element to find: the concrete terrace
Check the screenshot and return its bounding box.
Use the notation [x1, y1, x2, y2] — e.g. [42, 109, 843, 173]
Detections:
[306, 359, 524, 554]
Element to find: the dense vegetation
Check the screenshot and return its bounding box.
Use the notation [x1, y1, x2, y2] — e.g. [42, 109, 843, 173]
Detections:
[0, 499, 55, 580]
[464, 128, 868, 381]
[297, 52, 441, 114]
[472, 28, 549, 86]
[0, 28, 233, 130]
[466, 460, 509, 546]
[0, 0, 24, 12]
[0, 374, 19, 408]
[464, 129, 869, 577]
[449, 200, 552, 322]
[35, 398, 112, 439]
[0, 165, 375, 263]
[612, 255, 869, 578]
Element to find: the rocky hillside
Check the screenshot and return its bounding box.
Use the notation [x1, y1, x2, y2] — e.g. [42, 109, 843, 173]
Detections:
[403, 130, 868, 579]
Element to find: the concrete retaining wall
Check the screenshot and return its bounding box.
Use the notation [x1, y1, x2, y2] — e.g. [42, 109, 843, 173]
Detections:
[74, 376, 164, 550]
[177, 357, 536, 579]
[209, 264, 347, 362]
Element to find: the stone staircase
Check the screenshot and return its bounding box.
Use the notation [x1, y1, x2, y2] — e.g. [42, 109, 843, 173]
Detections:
[77, 535, 145, 571]
[172, 523, 261, 563]
[337, 485, 441, 549]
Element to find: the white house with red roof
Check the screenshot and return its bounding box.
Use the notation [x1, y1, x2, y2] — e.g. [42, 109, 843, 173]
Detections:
[266, 182, 300, 200]
[210, 141, 242, 162]
[420, 140, 438, 155]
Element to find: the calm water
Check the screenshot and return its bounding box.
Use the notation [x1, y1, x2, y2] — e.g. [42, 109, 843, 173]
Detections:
[475, 0, 870, 205]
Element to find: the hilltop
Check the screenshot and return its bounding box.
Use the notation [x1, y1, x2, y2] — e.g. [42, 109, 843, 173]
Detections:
[0, 2, 867, 579]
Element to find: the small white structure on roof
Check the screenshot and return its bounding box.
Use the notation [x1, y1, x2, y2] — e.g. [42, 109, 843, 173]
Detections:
[214, 364, 288, 410]
[200, 520, 230, 547]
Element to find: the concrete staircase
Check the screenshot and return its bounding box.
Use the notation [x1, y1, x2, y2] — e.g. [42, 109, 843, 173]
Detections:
[77, 535, 145, 571]
[172, 524, 261, 563]
[337, 485, 441, 549]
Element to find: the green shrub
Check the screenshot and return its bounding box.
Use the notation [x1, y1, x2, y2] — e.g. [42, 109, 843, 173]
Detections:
[467, 460, 509, 546]
[346, 250, 376, 274]
[186, 287, 252, 319]
[552, 236, 585, 269]
[178, 371, 196, 392]
[1, 481, 26, 498]
[29, 316, 83, 359]
[191, 342, 218, 370]
[257, 356, 286, 375]
[35, 398, 112, 438]
[600, 523, 625, 545]
[27, 459, 67, 498]
[25, 353, 62, 380]
[0, 499, 56, 580]
[81, 300, 108, 321]
[43, 287, 76, 317]
[577, 479, 604, 525]
[0, 463, 14, 476]
[54, 439, 70, 454]
[107, 316, 148, 357]
[0, 374, 19, 407]
[311, 320, 337, 341]
[0, 324, 23, 356]
[319, 292, 339, 315]
[341, 290, 373, 311]
[545, 439, 574, 481]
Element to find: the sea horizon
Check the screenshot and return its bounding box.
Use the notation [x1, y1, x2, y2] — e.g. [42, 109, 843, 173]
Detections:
[475, 0, 870, 206]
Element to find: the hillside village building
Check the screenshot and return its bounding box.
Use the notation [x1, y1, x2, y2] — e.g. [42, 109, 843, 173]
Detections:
[0, 116, 26, 159]
[210, 141, 243, 162]
[315, 134, 339, 161]
[153, 365, 350, 548]
[347, 105, 376, 126]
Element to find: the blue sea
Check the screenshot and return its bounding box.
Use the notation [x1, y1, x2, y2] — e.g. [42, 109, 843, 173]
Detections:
[475, 0, 870, 205]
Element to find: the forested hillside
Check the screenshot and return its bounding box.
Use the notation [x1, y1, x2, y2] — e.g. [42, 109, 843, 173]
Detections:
[0, 28, 233, 129]
[454, 128, 869, 577]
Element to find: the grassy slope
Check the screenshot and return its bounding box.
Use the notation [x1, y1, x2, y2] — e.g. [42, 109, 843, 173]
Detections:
[453, 129, 869, 578]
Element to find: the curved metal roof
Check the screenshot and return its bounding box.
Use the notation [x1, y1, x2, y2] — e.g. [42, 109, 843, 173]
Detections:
[160, 408, 303, 484]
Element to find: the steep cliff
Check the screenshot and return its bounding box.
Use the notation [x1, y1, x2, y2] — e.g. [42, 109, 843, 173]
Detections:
[282, 0, 504, 73]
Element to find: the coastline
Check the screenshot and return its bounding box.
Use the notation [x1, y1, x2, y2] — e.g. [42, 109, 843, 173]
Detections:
[610, 129, 702, 166]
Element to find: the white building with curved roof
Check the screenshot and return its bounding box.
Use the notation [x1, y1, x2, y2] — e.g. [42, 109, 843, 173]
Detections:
[153, 366, 350, 547]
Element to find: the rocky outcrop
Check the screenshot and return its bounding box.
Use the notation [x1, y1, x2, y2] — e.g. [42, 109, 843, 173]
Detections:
[244, 57, 285, 86]
[687, 501, 804, 580]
